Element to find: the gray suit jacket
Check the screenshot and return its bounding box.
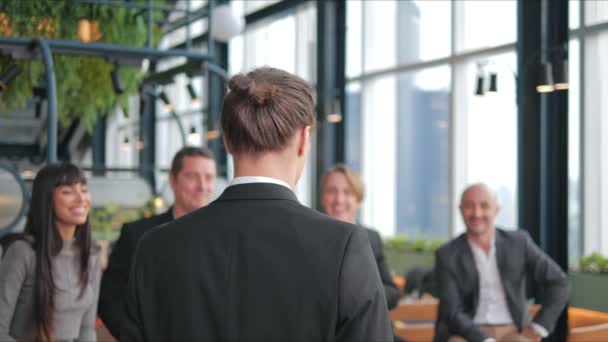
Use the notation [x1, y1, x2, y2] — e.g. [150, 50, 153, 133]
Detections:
[433, 228, 569, 342]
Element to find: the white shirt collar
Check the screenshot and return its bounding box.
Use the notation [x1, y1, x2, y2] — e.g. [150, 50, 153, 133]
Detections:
[467, 235, 496, 255]
[229, 176, 292, 191]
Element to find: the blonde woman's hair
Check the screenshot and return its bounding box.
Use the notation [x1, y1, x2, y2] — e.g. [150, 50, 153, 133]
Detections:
[321, 164, 364, 203]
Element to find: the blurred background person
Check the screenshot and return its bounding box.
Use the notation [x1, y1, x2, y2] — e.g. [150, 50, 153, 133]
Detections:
[99, 146, 216, 339]
[434, 183, 569, 342]
[321, 164, 401, 310]
[0, 162, 101, 342]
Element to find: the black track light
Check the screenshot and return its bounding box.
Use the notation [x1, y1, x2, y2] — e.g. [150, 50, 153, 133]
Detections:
[553, 60, 569, 90]
[33, 85, 47, 119]
[187, 82, 200, 104]
[536, 63, 555, 93]
[121, 136, 130, 150]
[488, 72, 498, 92]
[35, 100, 42, 119]
[111, 68, 125, 95]
[0, 64, 22, 91]
[187, 126, 200, 145]
[33, 85, 47, 98]
[475, 75, 485, 96]
[158, 91, 173, 110]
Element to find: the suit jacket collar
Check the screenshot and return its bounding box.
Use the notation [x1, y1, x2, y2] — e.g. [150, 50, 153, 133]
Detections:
[215, 183, 300, 203]
[456, 234, 479, 306]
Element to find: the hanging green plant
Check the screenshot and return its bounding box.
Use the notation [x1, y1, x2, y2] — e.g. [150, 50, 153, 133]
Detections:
[0, 0, 164, 130]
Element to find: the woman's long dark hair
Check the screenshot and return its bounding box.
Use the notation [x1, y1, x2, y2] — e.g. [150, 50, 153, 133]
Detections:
[24, 162, 92, 342]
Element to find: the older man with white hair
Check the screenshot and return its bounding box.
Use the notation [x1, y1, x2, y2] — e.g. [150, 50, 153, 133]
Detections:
[433, 183, 569, 342]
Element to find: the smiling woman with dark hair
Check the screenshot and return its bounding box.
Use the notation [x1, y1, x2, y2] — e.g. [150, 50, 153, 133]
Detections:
[0, 162, 101, 342]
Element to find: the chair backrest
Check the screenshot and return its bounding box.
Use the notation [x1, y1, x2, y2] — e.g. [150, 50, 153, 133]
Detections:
[569, 307, 608, 329]
[569, 323, 608, 342]
[389, 301, 438, 322]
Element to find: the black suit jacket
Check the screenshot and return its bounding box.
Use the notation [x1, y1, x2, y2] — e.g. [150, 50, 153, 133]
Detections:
[121, 183, 392, 342]
[98, 209, 173, 338]
[365, 228, 400, 310]
[433, 228, 570, 342]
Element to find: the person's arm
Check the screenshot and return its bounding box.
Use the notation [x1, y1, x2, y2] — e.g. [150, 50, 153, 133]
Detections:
[335, 228, 392, 342]
[98, 224, 135, 338]
[368, 230, 400, 309]
[78, 253, 102, 341]
[522, 231, 570, 334]
[435, 249, 488, 342]
[0, 241, 32, 342]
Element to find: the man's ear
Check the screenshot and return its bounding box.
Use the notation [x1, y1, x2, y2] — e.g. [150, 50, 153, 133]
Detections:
[297, 126, 311, 157]
[223, 136, 233, 155]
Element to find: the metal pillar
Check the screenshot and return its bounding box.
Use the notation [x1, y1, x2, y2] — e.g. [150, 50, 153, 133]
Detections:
[518, 0, 569, 340]
[315, 0, 346, 209]
[92, 115, 107, 176]
[140, 82, 157, 193]
[34, 39, 58, 162]
[206, 41, 228, 177]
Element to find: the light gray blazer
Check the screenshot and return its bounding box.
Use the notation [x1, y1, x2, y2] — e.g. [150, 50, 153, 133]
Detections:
[0, 239, 101, 342]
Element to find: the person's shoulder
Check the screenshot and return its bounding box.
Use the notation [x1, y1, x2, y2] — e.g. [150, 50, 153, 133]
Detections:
[3, 237, 35, 262]
[496, 227, 531, 244]
[362, 226, 380, 238]
[359, 226, 381, 245]
[436, 233, 466, 256]
[122, 211, 172, 237]
[134, 211, 186, 249]
[295, 204, 361, 235]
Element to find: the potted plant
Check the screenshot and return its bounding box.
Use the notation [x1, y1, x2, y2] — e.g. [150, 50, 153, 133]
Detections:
[570, 253, 608, 312]
[384, 235, 442, 276]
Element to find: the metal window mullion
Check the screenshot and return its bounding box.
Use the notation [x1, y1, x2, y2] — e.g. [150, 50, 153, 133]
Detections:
[448, 0, 458, 238]
[347, 42, 516, 84]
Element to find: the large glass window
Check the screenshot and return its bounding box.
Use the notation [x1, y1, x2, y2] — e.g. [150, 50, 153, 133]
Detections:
[347, 1, 517, 238]
[463, 52, 518, 230]
[362, 1, 397, 73]
[457, 0, 516, 52]
[568, 38, 581, 268]
[394, 66, 451, 239]
[351, 0, 451, 75]
[583, 29, 608, 256]
[585, 0, 608, 25]
[356, 66, 451, 238]
[567, 1, 608, 262]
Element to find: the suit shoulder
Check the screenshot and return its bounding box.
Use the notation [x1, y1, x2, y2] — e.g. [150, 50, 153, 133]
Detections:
[364, 227, 381, 240]
[436, 234, 465, 257]
[4, 239, 34, 258]
[122, 212, 171, 238]
[293, 204, 360, 236]
[497, 227, 529, 243]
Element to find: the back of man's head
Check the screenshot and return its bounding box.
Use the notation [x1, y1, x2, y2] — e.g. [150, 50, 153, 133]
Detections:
[220, 67, 316, 155]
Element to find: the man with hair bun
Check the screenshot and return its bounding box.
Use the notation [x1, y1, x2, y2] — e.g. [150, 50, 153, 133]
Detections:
[121, 67, 392, 342]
